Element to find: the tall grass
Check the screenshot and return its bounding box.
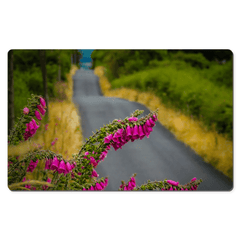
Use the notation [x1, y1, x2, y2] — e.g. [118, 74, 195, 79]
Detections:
[94, 66, 233, 180]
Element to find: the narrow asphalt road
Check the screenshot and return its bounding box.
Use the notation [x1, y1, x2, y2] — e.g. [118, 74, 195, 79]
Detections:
[73, 68, 233, 191]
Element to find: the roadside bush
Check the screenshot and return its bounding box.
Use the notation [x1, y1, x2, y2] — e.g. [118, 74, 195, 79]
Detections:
[170, 51, 211, 69]
[91, 50, 169, 81]
[200, 59, 233, 88]
[111, 66, 233, 139]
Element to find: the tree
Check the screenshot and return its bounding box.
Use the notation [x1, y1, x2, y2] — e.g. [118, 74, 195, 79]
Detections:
[8, 50, 14, 134]
[39, 50, 49, 116]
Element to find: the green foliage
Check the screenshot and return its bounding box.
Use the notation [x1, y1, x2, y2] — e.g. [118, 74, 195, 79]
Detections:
[13, 75, 32, 121]
[169, 51, 211, 69]
[111, 65, 233, 139]
[200, 59, 233, 88]
[11, 50, 80, 123]
[91, 50, 168, 81]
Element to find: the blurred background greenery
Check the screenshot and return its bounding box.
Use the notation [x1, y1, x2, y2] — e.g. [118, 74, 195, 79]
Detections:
[91, 50, 233, 139]
[8, 49, 82, 134]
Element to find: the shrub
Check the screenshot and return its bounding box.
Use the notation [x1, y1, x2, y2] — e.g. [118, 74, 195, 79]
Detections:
[111, 66, 233, 139]
[170, 51, 211, 69]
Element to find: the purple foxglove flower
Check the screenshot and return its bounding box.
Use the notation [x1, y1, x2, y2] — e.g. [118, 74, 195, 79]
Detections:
[126, 125, 132, 137]
[73, 162, 77, 168]
[78, 172, 82, 175]
[138, 125, 145, 137]
[58, 160, 66, 174]
[116, 143, 123, 149]
[146, 119, 151, 127]
[84, 151, 89, 156]
[66, 162, 72, 173]
[23, 107, 29, 115]
[95, 183, 102, 190]
[37, 104, 46, 116]
[125, 135, 132, 142]
[100, 182, 105, 188]
[120, 130, 127, 142]
[28, 121, 36, 135]
[152, 114, 158, 122]
[128, 117, 138, 122]
[91, 169, 99, 178]
[169, 187, 173, 190]
[132, 135, 139, 141]
[89, 186, 94, 191]
[30, 119, 39, 134]
[90, 156, 97, 167]
[114, 131, 121, 138]
[51, 156, 59, 171]
[104, 136, 111, 143]
[111, 143, 119, 151]
[105, 178, 108, 186]
[130, 181, 136, 188]
[35, 110, 42, 120]
[132, 125, 139, 136]
[117, 128, 124, 135]
[107, 134, 113, 142]
[139, 126, 145, 140]
[27, 159, 39, 172]
[25, 184, 31, 189]
[25, 123, 30, 133]
[100, 151, 108, 160]
[167, 180, 179, 186]
[40, 97, 46, 108]
[83, 188, 86, 191]
[130, 177, 136, 183]
[24, 131, 32, 141]
[191, 177, 197, 182]
[143, 124, 150, 138]
[149, 118, 155, 127]
[45, 158, 53, 170]
[147, 126, 153, 132]
[113, 133, 121, 143]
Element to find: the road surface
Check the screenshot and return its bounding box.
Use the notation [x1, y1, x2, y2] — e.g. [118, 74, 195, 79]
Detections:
[73, 68, 233, 191]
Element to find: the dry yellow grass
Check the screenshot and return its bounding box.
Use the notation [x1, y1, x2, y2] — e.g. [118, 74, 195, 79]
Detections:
[8, 65, 83, 181]
[94, 66, 233, 180]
